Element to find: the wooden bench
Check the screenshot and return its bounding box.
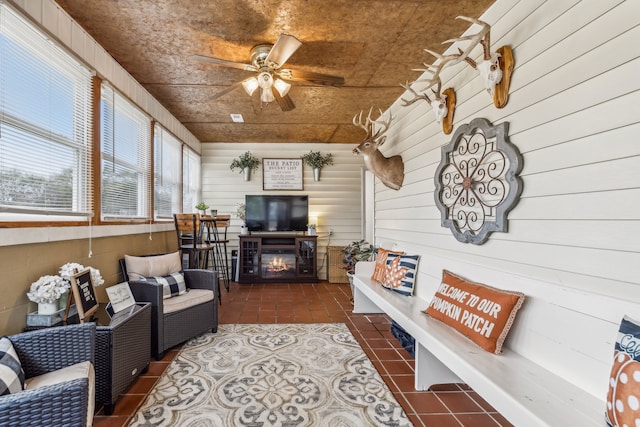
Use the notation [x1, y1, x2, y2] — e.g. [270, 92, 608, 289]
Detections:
[352, 254, 638, 427]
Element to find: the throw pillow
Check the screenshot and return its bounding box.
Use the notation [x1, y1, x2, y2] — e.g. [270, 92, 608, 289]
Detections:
[381, 253, 420, 296]
[424, 270, 525, 354]
[371, 248, 405, 283]
[142, 272, 187, 299]
[0, 337, 25, 395]
[125, 252, 182, 281]
[606, 315, 640, 427]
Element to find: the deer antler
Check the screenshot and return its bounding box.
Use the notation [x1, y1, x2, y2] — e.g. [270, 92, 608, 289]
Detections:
[400, 81, 432, 106]
[442, 16, 491, 65]
[352, 107, 393, 140]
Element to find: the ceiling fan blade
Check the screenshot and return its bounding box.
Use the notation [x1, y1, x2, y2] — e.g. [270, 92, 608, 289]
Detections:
[273, 87, 295, 111]
[265, 34, 302, 68]
[188, 54, 258, 72]
[278, 69, 345, 87]
[209, 81, 243, 101]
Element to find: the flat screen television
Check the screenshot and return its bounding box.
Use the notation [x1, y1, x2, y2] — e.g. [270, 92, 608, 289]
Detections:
[245, 195, 309, 232]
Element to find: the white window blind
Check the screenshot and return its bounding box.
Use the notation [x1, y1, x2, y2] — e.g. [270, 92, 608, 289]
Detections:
[154, 123, 181, 219]
[0, 2, 94, 221]
[100, 84, 151, 221]
[182, 146, 201, 213]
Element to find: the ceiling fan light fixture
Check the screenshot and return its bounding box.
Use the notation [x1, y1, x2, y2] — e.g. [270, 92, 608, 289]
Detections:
[273, 78, 291, 97]
[257, 71, 274, 89]
[242, 77, 259, 96]
[260, 87, 275, 103]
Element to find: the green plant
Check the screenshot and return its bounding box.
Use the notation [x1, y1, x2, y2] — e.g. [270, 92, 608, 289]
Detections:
[230, 151, 261, 173]
[195, 202, 209, 211]
[301, 151, 334, 169]
[341, 240, 376, 273]
[235, 203, 246, 224]
[307, 223, 316, 229]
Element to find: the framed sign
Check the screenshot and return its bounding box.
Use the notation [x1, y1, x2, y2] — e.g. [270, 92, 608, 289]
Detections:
[70, 269, 99, 321]
[263, 158, 303, 190]
[105, 282, 135, 313]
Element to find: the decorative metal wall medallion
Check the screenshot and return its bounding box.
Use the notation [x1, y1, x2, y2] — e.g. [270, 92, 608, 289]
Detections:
[434, 118, 523, 244]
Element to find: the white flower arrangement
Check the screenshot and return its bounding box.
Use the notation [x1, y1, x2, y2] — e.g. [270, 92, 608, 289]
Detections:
[59, 262, 105, 287]
[27, 275, 69, 304]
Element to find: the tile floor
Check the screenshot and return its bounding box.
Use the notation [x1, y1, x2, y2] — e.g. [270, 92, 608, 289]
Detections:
[93, 281, 514, 427]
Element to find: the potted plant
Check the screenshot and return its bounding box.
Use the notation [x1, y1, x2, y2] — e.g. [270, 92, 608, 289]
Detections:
[235, 202, 248, 235]
[195, 202, 209, 216]
[27, 275, 69, 314]
[230, 151, 261, 181]
[302, 150, 334, 181]
[307, 223, 317, 236]
[342, 240, 375, 295]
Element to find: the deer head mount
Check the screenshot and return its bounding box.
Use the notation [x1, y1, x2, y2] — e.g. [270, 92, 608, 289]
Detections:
[352, 108, 404, 190]
[444, 16, 515, 108]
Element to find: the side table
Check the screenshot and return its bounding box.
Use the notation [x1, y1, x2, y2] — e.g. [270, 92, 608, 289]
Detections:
[94, 302, 151, 415]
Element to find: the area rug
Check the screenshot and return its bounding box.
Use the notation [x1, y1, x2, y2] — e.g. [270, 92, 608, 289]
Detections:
[128, 323, 412, 427]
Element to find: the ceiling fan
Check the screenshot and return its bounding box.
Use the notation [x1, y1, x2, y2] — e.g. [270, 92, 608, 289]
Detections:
[189, 34, 345, 111]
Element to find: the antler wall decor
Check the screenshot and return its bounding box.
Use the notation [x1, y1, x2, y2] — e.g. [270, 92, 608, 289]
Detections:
[401, 15, 514, 126]
[352, 108, 404, 190]
[445, 16, 514, 108]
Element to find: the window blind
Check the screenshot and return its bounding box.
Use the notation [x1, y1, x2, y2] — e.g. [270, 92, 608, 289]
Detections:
[182, 146, 201, 213]
[154, 123, 181, 219]
[100, 83, 151, 221]
[0, 2, 94, 221]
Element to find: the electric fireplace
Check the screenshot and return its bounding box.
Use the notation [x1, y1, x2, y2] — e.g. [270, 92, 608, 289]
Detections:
[261, 248, 296, 279]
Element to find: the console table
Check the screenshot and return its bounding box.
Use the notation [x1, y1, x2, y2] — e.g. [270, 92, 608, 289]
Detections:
[238, 234, 317, 283]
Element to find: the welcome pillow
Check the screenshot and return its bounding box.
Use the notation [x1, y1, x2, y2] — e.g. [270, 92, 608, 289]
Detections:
[424, 270, 525, 354]
[606, 315, 640, 427]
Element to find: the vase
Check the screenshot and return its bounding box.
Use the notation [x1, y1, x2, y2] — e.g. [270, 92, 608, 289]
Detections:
[58, 291, 69, 310]
[307, 228, 316, 236]
[240, 225, 249, 235]
[38, 301, 59, 315]
[243, 167, 251, 181]
[313, 167, 321, 181]
[347, 271, 355, 296]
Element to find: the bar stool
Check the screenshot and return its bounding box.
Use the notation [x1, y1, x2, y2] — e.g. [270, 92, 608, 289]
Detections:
[203, 215, 231, 292]
[173, 213, 216, 270]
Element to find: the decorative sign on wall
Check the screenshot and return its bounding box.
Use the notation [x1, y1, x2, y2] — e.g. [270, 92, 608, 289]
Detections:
[434, 117, 523, 245]
[262, 158, 304, 190]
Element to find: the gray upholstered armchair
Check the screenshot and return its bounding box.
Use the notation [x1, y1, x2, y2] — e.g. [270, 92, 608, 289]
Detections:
[0, 323, 96, 427]
[120, 252, 218, 360]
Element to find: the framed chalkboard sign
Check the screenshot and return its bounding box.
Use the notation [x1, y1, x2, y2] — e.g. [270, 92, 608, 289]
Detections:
[70, 269, 99, 321]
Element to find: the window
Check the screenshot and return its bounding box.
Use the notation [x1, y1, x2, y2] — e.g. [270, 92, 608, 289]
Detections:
[0, 3, 94, 221]
[182, 146, 201, 213]
[100, 84, 151, 221]
[154, 124, 181, 219]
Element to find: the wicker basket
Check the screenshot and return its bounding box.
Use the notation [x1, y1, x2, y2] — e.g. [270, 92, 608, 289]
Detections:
[328, 246, 349, 283]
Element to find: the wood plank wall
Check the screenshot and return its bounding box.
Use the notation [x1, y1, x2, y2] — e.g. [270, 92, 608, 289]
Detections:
[200, 143, 365, 280]
[377, 0, 640, 301]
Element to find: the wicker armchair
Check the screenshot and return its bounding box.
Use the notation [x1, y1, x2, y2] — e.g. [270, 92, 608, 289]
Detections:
[0, 323, 96, 427]
[120, 255, 219, 360]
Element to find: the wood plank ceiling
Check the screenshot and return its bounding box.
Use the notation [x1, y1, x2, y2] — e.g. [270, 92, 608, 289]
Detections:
[56, 0, 494, 143]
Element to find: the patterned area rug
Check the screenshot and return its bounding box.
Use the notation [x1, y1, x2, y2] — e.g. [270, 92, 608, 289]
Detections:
[128, 323, 412, 427]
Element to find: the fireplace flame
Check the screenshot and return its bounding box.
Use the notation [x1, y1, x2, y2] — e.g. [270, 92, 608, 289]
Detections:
[269, 256, 289, 272]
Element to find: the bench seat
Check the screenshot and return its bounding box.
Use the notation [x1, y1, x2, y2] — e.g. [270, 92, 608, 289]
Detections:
[352, 260, 621, 427]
